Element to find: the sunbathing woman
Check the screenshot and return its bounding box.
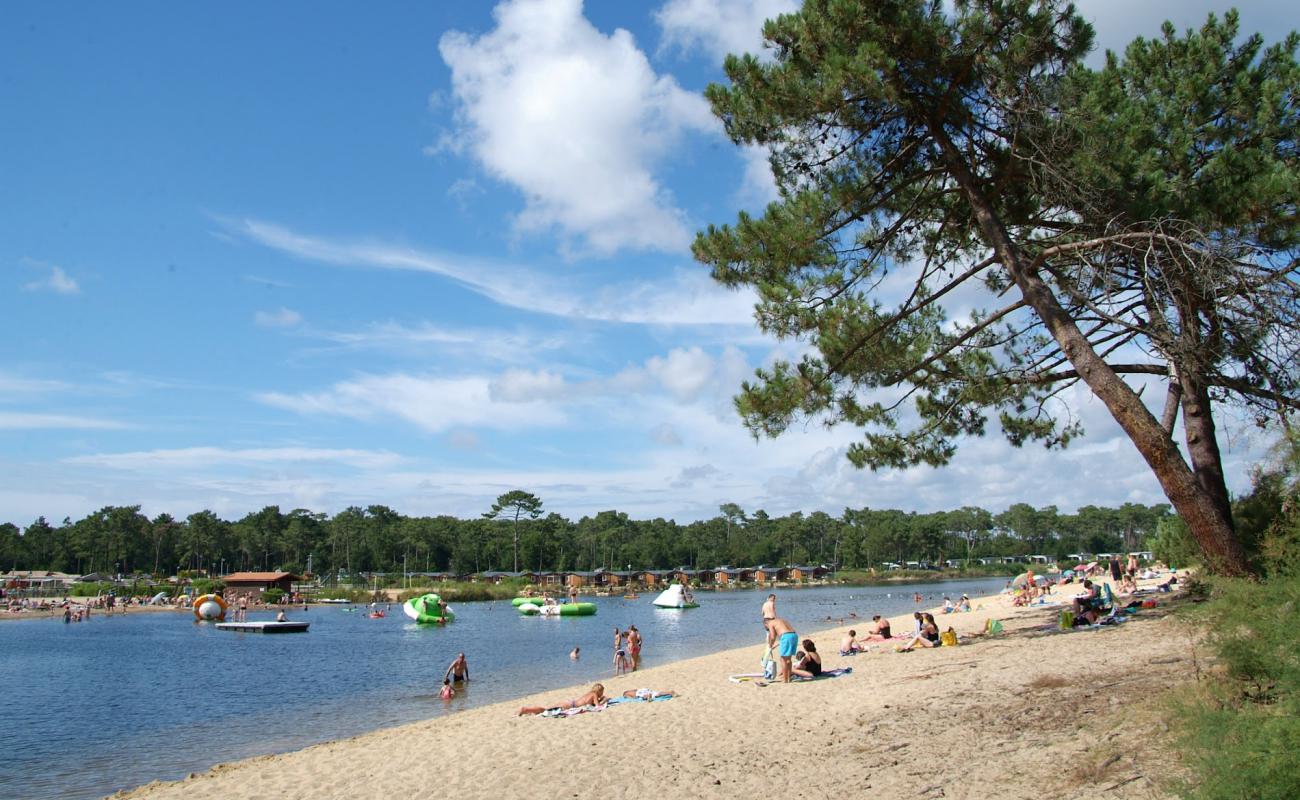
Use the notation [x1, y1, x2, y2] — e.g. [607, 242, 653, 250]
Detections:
[792, 639, 823, 677]
[518, 683, 606, 716]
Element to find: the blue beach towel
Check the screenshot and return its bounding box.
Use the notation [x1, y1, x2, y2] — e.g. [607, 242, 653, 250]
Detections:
[793, 667, 853, 681]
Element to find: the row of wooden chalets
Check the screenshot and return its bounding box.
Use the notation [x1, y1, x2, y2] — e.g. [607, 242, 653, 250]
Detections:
[389, 565, 835, 589]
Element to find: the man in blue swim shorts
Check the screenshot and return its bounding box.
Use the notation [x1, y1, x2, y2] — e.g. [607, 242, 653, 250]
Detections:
[765, 616, 799, 683]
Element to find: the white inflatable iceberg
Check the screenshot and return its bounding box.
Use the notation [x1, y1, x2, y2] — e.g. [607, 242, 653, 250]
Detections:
[651, 584, 699, 609]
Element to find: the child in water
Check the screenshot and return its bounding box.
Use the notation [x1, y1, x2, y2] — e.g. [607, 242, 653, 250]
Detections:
[440, 679, 454, 700]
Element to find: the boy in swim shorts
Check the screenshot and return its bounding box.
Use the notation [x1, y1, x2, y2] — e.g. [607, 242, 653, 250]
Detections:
[765, 617, 798, 683]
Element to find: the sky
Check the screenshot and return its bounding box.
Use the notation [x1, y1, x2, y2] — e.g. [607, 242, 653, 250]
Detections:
[2, 0, 1296, 527]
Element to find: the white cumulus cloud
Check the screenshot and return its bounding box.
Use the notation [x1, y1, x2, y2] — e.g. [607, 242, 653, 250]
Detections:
[438, 0, 717, 255]
[655, 0, 797, 62]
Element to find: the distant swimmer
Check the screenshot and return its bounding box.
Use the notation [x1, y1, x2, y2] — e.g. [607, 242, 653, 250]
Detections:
[570, 646, 580, 659]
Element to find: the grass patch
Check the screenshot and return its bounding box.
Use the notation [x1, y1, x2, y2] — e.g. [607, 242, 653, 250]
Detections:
[1026, 674, 1070, 690]
[1171, 570, 1300, 799]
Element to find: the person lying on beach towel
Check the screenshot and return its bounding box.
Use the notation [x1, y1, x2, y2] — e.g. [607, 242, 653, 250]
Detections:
[620, 688, 675, 701]
[518, 683, 606, 716]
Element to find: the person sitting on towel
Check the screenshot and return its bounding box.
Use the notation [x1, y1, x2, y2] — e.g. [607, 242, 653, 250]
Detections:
[792, 639, 824, 678]
[863, 615, 892, 640]
[840, 630, 863, 655]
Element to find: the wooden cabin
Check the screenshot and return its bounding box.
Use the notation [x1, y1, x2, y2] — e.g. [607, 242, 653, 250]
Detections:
[753, 566, 788, 584]
[715, 567, 753, 585]
[221, 571, 299, 605]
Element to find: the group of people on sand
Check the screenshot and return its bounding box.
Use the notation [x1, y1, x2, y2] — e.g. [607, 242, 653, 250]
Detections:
[942, 594, 972, 614]
[838, 614, 897, 654]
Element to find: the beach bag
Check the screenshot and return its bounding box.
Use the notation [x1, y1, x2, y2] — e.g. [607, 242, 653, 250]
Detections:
[761, 649, 776, 680]
[985, 618, 1004, 635]
[939, 628, 958, 647]
[1059, 610, 1075, 630]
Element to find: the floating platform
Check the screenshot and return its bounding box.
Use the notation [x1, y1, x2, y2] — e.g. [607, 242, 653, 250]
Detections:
[518, 601, 597, 616]
[215, 621, 310, 633]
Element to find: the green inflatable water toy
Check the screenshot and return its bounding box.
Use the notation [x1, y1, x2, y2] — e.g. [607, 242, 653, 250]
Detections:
[402, 593, 454, 623]
[511, 596, 561, 606]
[517, 601, 597, 616]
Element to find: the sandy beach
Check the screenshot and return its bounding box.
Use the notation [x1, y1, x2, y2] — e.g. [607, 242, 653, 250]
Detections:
[109, 578, 1198, 800]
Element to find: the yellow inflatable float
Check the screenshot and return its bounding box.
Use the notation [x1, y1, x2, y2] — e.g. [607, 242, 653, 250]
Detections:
[193, 593, 228, 621]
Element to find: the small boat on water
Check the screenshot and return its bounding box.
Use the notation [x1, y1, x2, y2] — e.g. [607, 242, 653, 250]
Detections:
[317, 598, 351, 604]
[652, 584, 699, 609]
[623, 593, 640, 599]
[215, 621, 310, 633]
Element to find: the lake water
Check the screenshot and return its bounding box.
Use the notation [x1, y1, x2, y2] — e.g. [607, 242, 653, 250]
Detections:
[0, 578, 1005, 799]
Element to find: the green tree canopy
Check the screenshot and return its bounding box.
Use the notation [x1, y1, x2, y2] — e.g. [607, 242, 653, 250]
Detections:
[693, 1, 1298, 575]
[482, 490, 544, 573]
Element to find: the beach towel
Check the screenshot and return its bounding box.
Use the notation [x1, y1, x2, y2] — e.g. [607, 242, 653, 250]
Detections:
[607, 694, 674, 705]
[539, 704, 606, 718]
[729, 673, 769, 684]
[792, 667, 853, 681]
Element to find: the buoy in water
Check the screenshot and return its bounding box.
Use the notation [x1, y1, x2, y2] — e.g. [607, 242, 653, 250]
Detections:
[193, 593, 228, 621]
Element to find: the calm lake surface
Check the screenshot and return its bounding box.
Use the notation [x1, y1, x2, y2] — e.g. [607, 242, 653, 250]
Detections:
[0, 578, 1005, 799]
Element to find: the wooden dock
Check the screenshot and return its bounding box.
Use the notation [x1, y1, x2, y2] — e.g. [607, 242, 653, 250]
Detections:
[214, 621, 310, 633]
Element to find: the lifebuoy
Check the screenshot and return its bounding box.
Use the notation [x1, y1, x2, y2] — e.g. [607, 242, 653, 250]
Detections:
[193, 593, 228, 621]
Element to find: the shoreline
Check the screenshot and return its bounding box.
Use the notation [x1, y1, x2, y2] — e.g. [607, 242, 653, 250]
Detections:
[110, 576, 1193, 800]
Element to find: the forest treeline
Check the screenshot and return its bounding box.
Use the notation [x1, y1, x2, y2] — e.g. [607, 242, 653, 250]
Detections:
[0, 499, 1174, 578]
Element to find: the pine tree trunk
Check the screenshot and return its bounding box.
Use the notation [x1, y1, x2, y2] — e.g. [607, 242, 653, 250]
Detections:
[931, 127, 1252, 576]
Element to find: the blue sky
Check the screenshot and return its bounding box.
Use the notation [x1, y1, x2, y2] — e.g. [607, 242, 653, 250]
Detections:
[2, 0, 1296, 525]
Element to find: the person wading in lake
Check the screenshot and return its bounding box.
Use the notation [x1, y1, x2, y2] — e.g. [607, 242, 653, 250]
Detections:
[445, 653, 469, 683]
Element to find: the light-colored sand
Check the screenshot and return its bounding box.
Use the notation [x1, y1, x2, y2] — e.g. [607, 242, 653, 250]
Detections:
[113, 580, 1197, 800]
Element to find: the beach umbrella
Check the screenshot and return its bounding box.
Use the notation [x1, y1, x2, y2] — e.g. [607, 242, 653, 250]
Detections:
[1061, 569, 1075, 578]
[1011, 572, 1034, 588]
